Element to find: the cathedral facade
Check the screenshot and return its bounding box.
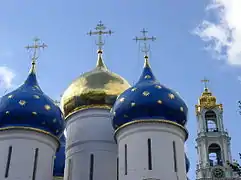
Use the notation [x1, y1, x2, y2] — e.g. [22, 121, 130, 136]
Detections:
[0, 22, 238, 180]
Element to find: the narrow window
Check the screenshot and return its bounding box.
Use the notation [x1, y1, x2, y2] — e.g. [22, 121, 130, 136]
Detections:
[50, 155, 54, 173]
[67, 159, 72, 180]
[5, 146, 12, 178]
[148, 139, 152, 170]
[117, 158, 119, 180]
[172, 141, 177, 172]
[89, 154, 94, 180]
[124, 144, 127, 175]
[32, 148, 39, 180]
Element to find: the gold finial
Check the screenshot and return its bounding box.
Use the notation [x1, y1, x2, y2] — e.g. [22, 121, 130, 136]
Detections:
[87, 21, 113, 52]
[133, 28, 156, 63]
[25, 37, 47, 73]
[201, 77, 209, 91]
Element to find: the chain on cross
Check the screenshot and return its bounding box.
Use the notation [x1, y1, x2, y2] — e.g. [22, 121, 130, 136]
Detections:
[25, 37, 48, 63]
[87, 21, 114, 51]
[133, 28, 156, 56]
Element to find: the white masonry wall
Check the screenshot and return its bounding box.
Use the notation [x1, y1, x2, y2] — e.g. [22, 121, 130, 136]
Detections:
[64, 108, 117, 180]
[0, 129, 58, 180]
[116, 121, 187, 180]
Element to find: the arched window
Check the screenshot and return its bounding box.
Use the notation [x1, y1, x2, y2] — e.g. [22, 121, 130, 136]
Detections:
[205, 111, 218, 132]
[208, 143, 222, 166]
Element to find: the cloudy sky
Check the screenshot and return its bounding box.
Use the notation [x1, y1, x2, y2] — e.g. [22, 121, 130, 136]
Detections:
[1, 0, 241, 179]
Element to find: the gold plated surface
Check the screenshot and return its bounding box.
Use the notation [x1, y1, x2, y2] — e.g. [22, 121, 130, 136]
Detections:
[61, 51, 130, 118]
[195, 78, 223, 114]
[195, 88, 223, 114]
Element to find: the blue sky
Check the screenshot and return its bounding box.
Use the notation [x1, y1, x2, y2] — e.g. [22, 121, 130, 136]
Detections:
[0, 0, 241, 179]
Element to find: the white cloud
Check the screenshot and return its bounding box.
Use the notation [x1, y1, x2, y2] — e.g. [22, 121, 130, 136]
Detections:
[193, 0, 241, 65]
[0, 66, 15, 90]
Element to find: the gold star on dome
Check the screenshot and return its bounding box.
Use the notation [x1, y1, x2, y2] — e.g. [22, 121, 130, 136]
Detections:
[168, 93, 175, 99]
[53, 119, 57, 123]
[144, 75, 151, 79]
[142, 91, 150, 96]
[119, 97, 125, 102]
[157, 100, 162, 104]
[180, 107, 184, 112]
[5, 111, 10, 114]
[32, 112, 37, 115]
[124, 114, 128, 118]
[42, 121, 46, 125]
[131, 87, 137, 92]
[34, 85, 40, 90]
[155, 85, 162, 89]
[56, 129, 59, 133]
[19, 100, 26, 106]
[8, 95, 13, 99]
[33, 95, 40, 99]
[44, 104, 51, 111]
[131, 102, 136, 107]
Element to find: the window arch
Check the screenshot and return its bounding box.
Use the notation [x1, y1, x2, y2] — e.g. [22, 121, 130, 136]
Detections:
[205, 111, 218, 132]
[208, 143, 223, 166]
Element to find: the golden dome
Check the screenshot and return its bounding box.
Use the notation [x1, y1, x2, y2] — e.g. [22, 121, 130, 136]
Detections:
[199, 88, 217, 107]
[61, 50, 130, 119]
[195, 87, 223, 114]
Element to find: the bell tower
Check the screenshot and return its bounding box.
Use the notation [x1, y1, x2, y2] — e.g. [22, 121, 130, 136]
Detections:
[195, 79, 233, 180]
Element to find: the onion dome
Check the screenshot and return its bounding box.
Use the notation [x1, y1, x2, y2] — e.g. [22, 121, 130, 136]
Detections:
[185, 153, 190, 173]
[112, 56, 188, 130]
[53, 135, 65, 177]
[0, 60, 65, 137]
[61, 50, 130, 119]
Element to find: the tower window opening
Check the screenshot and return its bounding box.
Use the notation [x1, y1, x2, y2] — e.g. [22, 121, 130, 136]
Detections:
[147, 138, 152, 170]
[205, 111, 218, 132]
[32, 148, 39, 180]
[208, 143, 223, 166]
[5, 146, 12, 178]
[172, 141, 178, 172]
[117, 158, 119, 180]
[124, 144, 127, 175]
[89, 154, 94, 180]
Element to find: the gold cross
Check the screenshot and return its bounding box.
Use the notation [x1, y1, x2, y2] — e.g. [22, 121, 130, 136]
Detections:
[87, 21, 113, 51]
[133, 28, 156, 56]
[201, 77, 209, 89]
[25, 37, 47, 63]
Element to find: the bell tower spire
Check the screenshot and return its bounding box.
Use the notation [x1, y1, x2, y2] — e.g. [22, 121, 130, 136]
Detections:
[195, 79, 233, 180]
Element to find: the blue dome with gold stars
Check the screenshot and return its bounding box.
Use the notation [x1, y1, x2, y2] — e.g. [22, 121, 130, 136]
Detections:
[0, 62, 65, 137]
[53, 135, 65, 177]
[112, 57, 188, 129]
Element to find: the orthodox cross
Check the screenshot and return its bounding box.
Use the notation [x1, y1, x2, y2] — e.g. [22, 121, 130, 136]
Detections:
[201, 77, 209, 89]
[25, 37, 47, 63]
[133, 28, 156, 56]
[87, 21, 114, 51]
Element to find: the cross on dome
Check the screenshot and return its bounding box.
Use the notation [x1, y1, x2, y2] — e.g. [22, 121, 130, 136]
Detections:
[87, 21, 114, 51]
[25, 37, 48, 63]
[201, 77, 209, 90]
[133, 28, 156, 57]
